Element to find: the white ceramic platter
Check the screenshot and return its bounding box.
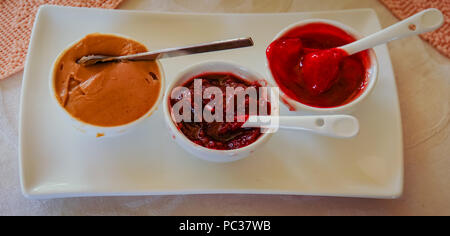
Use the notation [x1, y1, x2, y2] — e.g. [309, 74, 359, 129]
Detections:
[19, 6, 403, 199]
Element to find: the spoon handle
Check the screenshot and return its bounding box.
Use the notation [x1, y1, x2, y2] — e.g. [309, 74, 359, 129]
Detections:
[278, 115, 359, 138]
[244, 115, 359, 138]
[341, 8, 444, 55]
[125, 37, 254, 60]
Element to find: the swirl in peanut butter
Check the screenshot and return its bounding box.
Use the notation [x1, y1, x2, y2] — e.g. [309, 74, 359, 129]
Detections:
[53, 33, 161, 127]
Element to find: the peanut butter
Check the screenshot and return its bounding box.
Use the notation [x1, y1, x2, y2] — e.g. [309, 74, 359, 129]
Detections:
[53, 33, 161, 127]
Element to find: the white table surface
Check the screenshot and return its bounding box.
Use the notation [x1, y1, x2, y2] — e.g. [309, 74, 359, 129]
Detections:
[0, 0, 448, 215]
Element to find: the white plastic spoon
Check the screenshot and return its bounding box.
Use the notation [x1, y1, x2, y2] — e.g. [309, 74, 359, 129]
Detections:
[243, 115, 359, 138]
[341, 8, 444, 55]
[301, 8, 444, 94]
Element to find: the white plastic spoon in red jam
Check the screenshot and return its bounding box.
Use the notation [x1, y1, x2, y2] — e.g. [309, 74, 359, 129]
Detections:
[281, 8, 444, 95]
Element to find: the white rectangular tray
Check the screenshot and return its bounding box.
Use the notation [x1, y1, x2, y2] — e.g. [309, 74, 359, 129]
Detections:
[19, 6, 403, 199]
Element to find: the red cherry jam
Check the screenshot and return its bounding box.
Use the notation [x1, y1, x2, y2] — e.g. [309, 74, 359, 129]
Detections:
[266, 23, 370, 108]
[169, 73, 270, 150]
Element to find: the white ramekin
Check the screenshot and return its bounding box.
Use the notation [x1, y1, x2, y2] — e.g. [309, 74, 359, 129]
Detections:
[163, 61, 279, 163]
[49, 33, 165, 138]
[265, 19, 379, 114]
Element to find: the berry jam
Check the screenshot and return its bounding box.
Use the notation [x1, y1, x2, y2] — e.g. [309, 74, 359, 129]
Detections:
[266, 23, 370, 108]
[169, 73, 270, 150]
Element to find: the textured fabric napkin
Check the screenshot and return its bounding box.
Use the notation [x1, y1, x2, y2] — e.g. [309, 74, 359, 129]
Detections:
[379, 0, 450, 58]
[0, 0, 124, 80]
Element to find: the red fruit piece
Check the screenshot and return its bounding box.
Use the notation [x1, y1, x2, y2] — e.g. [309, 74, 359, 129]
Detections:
[301, 48, 348, 95]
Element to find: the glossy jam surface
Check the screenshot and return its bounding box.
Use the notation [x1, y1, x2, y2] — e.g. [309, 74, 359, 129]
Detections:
[170, 73, 269, 150]
[266, 23, 370, 108]
[54, 33, 161, 127]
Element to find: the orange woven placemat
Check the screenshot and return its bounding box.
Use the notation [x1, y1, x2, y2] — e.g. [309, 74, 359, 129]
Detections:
[0, 0, 124, 80]
[379, 0, 450, 58]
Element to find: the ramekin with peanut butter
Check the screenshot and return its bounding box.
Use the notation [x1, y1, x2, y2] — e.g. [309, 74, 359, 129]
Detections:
[50, 33, 164, 137]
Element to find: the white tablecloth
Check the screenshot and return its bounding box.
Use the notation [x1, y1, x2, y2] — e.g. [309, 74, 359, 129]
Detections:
[0, 0, 448, 215]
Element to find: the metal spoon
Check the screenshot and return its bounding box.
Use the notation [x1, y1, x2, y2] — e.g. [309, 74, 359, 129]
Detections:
[77, 37, 254, 66]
